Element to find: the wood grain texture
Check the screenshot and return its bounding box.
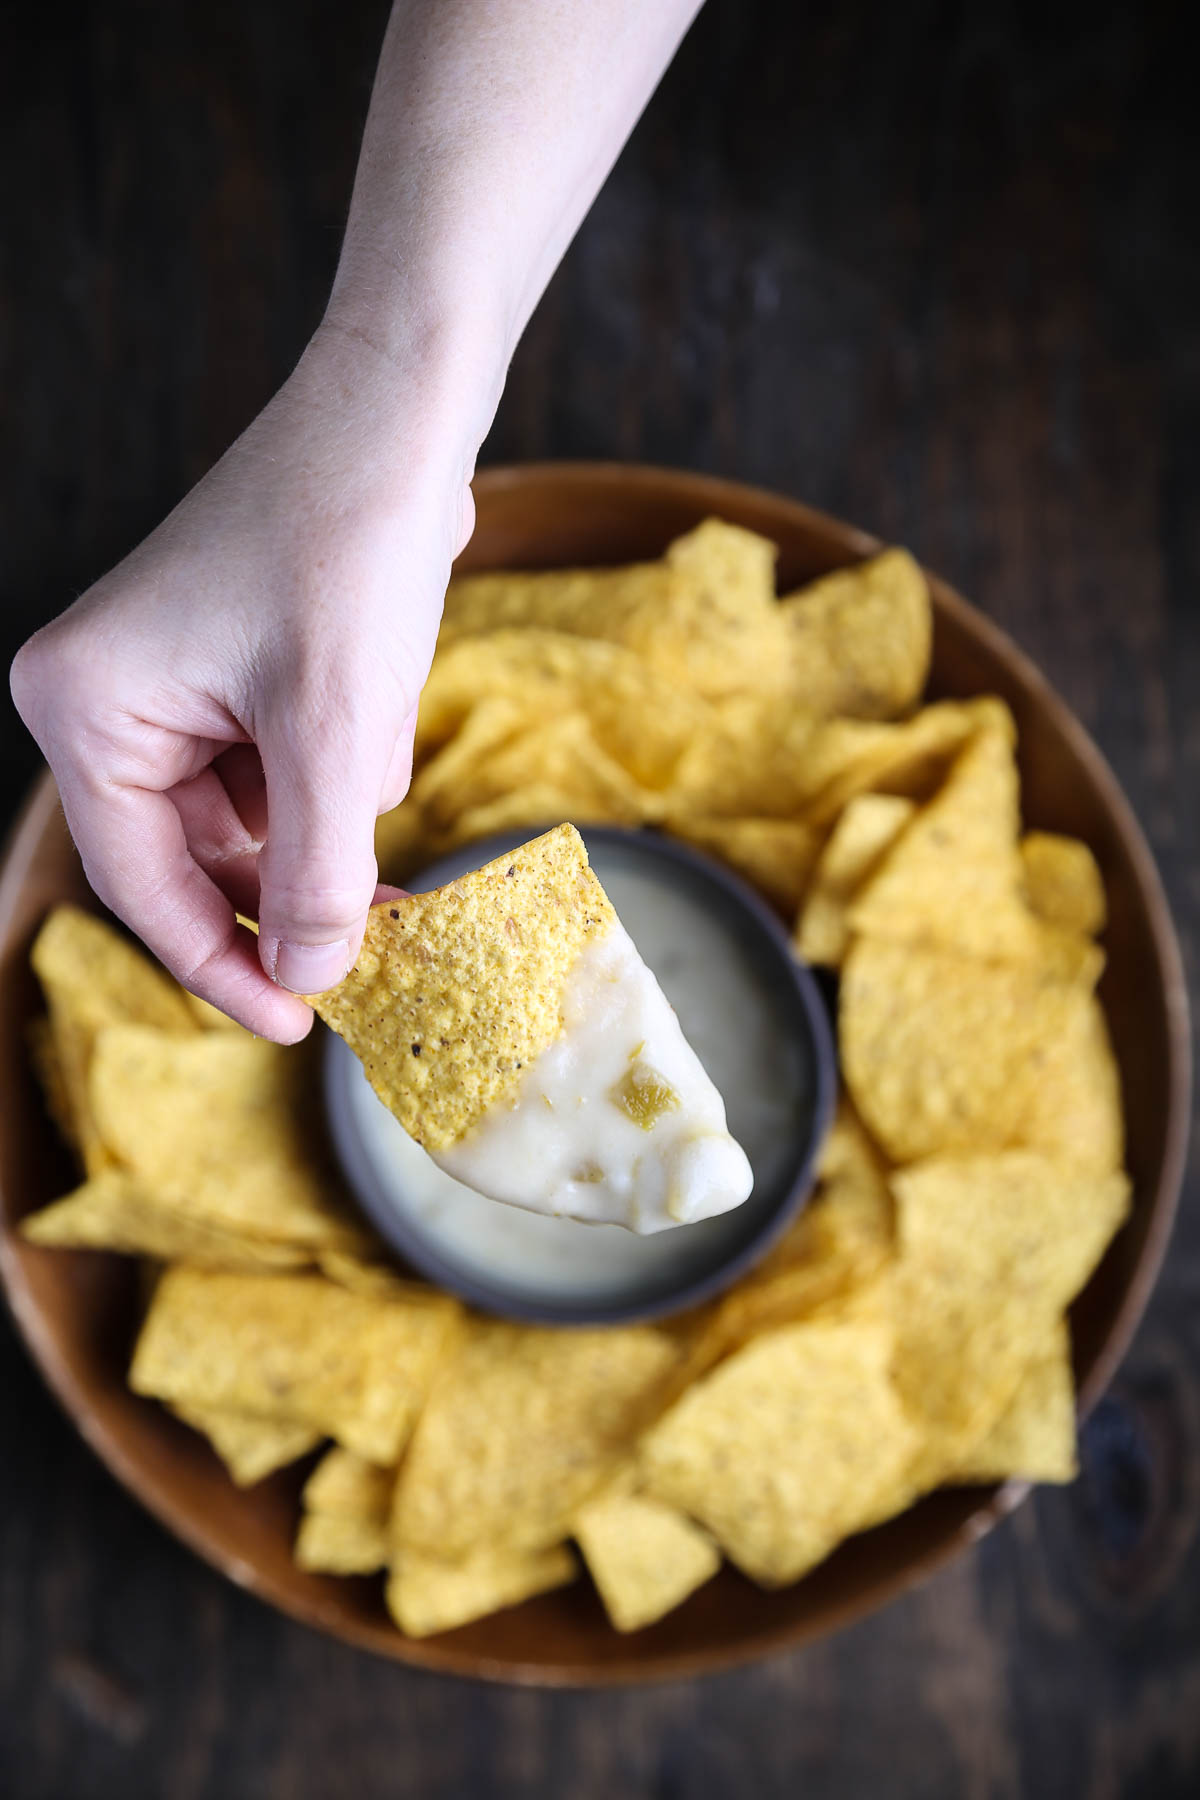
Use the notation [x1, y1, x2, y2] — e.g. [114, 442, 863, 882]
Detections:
[1, 0, 1197, 1796]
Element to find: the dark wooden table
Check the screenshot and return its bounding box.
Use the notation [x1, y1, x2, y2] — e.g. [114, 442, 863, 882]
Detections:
[2, 2, 1197, 1795]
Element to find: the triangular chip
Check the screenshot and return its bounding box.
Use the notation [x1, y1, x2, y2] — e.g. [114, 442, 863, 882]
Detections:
[793, 793, 915, 965]
[392, 1319, 678, 1558]
[31, 905, 197, 1169]
[847, 726, 1044, 959]
[173, 1404, 322, 1486]
[780, 547, 932, 720]
[573, 1487, 720, 1631]
[840, 936, 1098, 1164]
[21, 1170, 312, 1270]
[312, 824, 615, 1150]
[312, 825, 752, 1232]
[130, 1268, 462, 1464]
[953, 1320, 1078, 1485]
[1020, 831, 1107, 937]
[888, 1152, 1129, 1469]
[386, 1543, 577, 1638]
[640, 1316, 918, 1586]
[89, 1028, 366, 1249]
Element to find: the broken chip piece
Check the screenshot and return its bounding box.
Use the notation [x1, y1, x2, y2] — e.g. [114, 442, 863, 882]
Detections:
[311, 824, 753, 1235]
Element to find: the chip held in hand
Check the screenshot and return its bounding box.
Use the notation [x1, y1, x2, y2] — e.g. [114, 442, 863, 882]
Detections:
[309, 824, 754, 1235]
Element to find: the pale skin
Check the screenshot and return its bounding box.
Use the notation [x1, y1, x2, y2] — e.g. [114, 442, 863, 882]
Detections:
[10, 0, 702, 1041]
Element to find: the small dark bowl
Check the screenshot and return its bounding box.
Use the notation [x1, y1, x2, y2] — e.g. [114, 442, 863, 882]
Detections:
[323, 825, 838, 1326]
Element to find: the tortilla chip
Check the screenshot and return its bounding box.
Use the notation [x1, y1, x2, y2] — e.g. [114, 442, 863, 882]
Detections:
[31, 905, 196, 1038]
[663, 814, 821, 916]
[295, 1446, 395, 1573]
[303, 1446, 395, 1520]
[840, 937, 1097, 1164]
[1021, 832, 1107, 937]
[953, 1320, 1078, 1484]
[888, 1152, 1129, 1469]
[439, 522, 783, 701]
[416, 631, 710, 791]
[393, 1320, 678, 1558]
[794, 794, 915, 965]
[309, 824, 617, 1151]
[89, 1028, 366, 1249]
[781, 548, 932, 720]
[640, 1317, 918, 1586]
[439, 561, 679, 651]
[295, 1511, 390, 1575]
[803, 698, 1016, 828]
[20, 1171, 312, 1270]
[443, 788, 632, 848]
[31, 906, 198, 1171]
[386, 1543, 577, 1638]
[701, 1103, 893, 1356]
[1022, 994, 1125, 1171]
[173, 1403, 322, 1486]
[423, 714, 660, 835]
[409, 695, 531, 813]
[130, 1268, 462, 1464]
[573, 1488, 720, 1631]
[847, 726, 1048, 961]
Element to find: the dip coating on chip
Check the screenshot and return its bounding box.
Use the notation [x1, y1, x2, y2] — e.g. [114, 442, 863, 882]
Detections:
[311, 824, 754, 1234]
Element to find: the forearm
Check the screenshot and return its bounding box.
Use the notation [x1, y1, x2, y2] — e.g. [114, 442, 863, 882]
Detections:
[323, 0, 702, 437]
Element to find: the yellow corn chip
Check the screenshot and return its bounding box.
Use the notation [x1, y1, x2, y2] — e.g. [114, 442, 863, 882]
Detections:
[573, 1488, 720, 1631]
[841, 937, 1096, 1164]
[781, 548, 932, 720]
[443, 788, 633, 848]
[889, 1153, 1129, 1467]
[1021, 832, 1107, 937]
[640, 1317, 918, 1586]
[416, 631, 710, 791]
[1022, 994, 1125, 1171]
[794, 794, 915, 965]
[386, 1543, 577, 1638]
[130, 1268, 462, 1464]
[439, 561, 678, 650]
[31, 905, 196, 1037]
[803, 698, 1016, 828]
[424, 714, 659, 835]
[663, 814, 820, 916]
[953, 1320, 1078, 1484]
[20, 1171, 311, 1270]
[702, 1103, 893, 1356]
[393, 1319, 678, 1557]
[31, 905, 198, 1171]
[847, 726, 1053, 962]
[302, 1446, 395, 1521]
[315, 1250, 427, 1299]
[409, 695, 531, 815]
[440, 521, 783, 701]
[310, 824, 616, 1150]
[89, 1028, 366, 1249]
[173, 1403, 322, 1485]
[296, 1511, 390, 1575]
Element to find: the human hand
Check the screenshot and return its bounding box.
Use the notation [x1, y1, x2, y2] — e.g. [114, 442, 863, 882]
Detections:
[11, 323, 485, 1041]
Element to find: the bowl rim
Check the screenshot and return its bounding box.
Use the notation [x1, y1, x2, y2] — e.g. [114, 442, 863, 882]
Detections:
[1, 459, 1192, 1686]
[321, 822, 838, 1326]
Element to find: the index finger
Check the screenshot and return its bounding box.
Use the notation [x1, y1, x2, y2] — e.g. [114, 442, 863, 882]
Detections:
[55, 771, 315, 1042]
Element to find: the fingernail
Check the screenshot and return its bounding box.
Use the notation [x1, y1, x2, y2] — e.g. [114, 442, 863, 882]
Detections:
[273, 938, 352, 994]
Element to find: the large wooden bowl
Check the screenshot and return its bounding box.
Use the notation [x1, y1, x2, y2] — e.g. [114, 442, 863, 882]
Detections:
[0, 464, 1190, 1686]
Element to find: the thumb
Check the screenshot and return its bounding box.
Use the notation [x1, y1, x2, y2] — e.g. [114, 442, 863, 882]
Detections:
[256, 718, 384, 995]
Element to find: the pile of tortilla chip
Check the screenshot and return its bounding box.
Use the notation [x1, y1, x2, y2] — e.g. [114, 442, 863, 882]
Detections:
[19, 518, 1129, 1639]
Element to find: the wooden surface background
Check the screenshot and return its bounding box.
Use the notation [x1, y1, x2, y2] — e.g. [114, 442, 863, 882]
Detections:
[2, 2, 1197, 1795]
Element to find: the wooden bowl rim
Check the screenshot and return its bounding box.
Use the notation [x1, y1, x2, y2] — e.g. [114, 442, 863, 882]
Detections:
[0, 460, 1191, 1686]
